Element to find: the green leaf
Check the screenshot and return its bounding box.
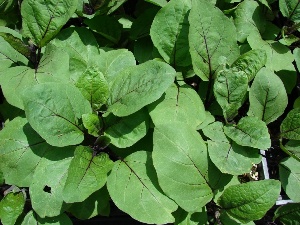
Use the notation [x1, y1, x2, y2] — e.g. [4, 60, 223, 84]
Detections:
[75, 66, 109, 110]
[0, 192, 25, 225]
[233, 0, 266, 43]
[21, 211, 72, 225]
[153, 123, 213, 212]
[214, 68, 248, 121]
[274, 203, 300, 225]
[218, 180, 281, 223]
[22, 83, 92, 147]
[63, 146, 113, 203]
[224, 116, 271, 150]
[68, 187, 110, 219]
[188, 0, 239, 81]
[150, 0, 191, 67]
[107, 151, 177, 224]
[96, 49, 136, 83]
[220, 212, 255, 225]
[0, 117, 70, 187]
[231, 49, 267, 81]
[29, 149, 73, 218]
[145, 0, 168, 7]
[174, 207, 207, 225]
[133, 37, 155, 64]
[279, 157, 300, 202]
[283, 140, 300, 161]
[104, 109, 150, 148]
[0, 171, 4, 185]
[21, 0, 77, 47]
[202, 121, 228, 142]
[107, 60, 176, 117]
[248, 68, 288, 124]
[82, 113, 102, 137]
[51, 27, 100, 81]
[279, 0, 300, 22]
[148, 84, 206, 129]
[281, 108, 300, 140]
[294, 48, 300, 71]
[0, 44, 70, 109]
[84, 15, 122, 44]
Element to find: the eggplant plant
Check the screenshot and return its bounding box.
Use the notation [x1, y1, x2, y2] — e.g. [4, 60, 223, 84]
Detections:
[0, 0, 300, 224]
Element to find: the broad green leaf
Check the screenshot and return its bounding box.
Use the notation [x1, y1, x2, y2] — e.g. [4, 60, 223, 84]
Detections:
[51, 27, 100, 81]
[21, 211, 72, 225]
[0, 192, 25, 225]
[63, 146, 113, 203]
[279, 157, 300, 202]
[150, 0, 191, 66]
[84, 15, 122, 44]
[82, 113, 102, 137]
[218, 180, 281, 223]
[68, 187, 110, 219]
[220, 212, 255, 225]
[197, 111, 215, 130]
[248, 68, 288, 124]
[134, 37, 155, 63]
[96, 49, 136, 83]
[174, 207, 207, 225]
[75, 66, 109, 110]
[202, 121, 228, 142]
[30, 149, 73, 218]
[274, 203, 300, 225]
[148, 84, 206, 129]
[153, 123, 213, 212]
[283, 140, 300, 161]
[145, 0, 167, 7]
[208, 140, 261, 175]
[281, 108, 300, 140]
[248, 33, 295, 72]
[104, 109, 150, 148]
[224, 116, 271, 150]
[0, 45, 70, 109]
[189, 0, 239, 81]
[107, 60, 176, 117]
[0, 117, 69, 187]
[22, 83, 92, 147]
[0, 171, 3, 185]
[279, 0, 300, 22]
[294, 48, 300, 71]
[231, 49, 267, 81]
[233, 0, 266, 43]
[0, 0, 16, 12]
[21, 0, 77, 47]
[214, 69, 248, 121]
[107, 151, 177, 224]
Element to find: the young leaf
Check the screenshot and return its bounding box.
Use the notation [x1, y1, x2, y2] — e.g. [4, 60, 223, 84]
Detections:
[281, 108, 300, 140]
[22, 83, 92, 147]
[218, 180, 281, 223]
[283, 140, 300, 161]
[84, 15, 122, 44]
[0, 45, 70, 109]
[153, 123, 213, 212]
[274, 203, 300, 225]
[150, 0, 191, 67]
[75, 66, 109, 110]
[104, 109, 150, 148]
[107, 60, 176, 117]
[279, 0, 300, 23]
[82, 113, 102, 137]
[231, 49, 267, 81]
[188, 0, 239, 81]
[29, 150, 73, 218]
[224, 116, 271, 150]
[279, 157, 300, 202]
[202, 121, 228, 142]
[208, 140, 261, 175]
[67, 187, 110, 219]
[174, 207, 207, 225]
[248, 68, 288, 124]
[0, 192, 25, 225]
[213, 68, 248, 121]
[63, 146, 114, 203]
[0, 117, 70, 187]
[107, 151, 178, 224]
[21, 0, 77, 47]
[148, 84, 206, 129]
[21, 211, 72, 225]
